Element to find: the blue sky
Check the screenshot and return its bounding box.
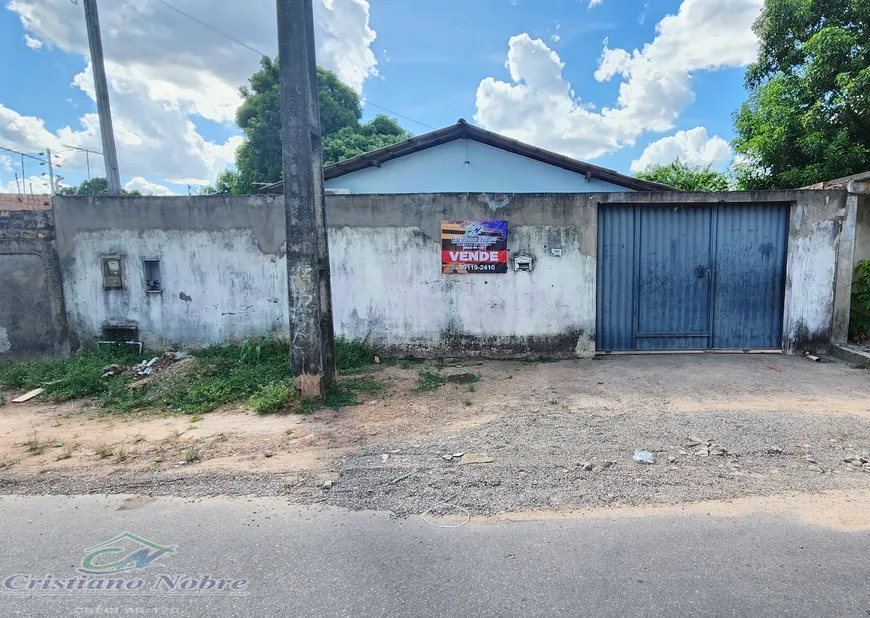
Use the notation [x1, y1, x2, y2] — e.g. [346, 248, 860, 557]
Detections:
[0, 0, 763, 194]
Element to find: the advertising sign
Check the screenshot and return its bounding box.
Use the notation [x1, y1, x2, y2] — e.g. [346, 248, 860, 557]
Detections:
[441, 220, 508, 274]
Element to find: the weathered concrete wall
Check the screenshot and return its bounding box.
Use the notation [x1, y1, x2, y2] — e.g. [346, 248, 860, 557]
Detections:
[53, 190, 846, 357]
[53, 195, 288, 350]
[0, 209, 70, 362]
[328, 193, 597, 357]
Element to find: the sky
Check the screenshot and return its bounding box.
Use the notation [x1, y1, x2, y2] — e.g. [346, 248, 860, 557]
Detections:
[0, 0, 763, 195]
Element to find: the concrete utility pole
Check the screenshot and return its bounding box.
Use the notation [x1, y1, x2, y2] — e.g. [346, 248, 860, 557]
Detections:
[45, 148, 55, 197]
[275, 0, 336, 398]
[82, 0, 122, 196]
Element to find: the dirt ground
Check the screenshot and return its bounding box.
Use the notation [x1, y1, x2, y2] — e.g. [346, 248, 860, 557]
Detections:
[2, 354, 870, 515]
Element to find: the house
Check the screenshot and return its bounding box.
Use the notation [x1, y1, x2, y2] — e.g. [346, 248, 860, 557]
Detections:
[0, 130, 860, 363]
[262, 119, 672, 195]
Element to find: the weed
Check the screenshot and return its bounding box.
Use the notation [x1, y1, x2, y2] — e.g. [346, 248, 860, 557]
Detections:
[25, 429, 46, 456]
[342, 376, 384, 394]
[548, 399, 558, 405]
[468, 384, 476, 393]
[0, 459, 19, 471]
[190, 413, 202, 423]
[398, 357, 424, 370]
[132, 433, 145, 444]
[416, 369, 447, 392]
[0, 393, 4, 406]
[94, 443, 114, 459]
[855, 363, 870, 370]
[334, 337, 378, 374]
[211, 433, 229, 443]
[38, 468, 51, 475]
[285, 429, 296, 437]
[114, 446, 130, 462]
[183, 447, 201, 463]
[53, 442, 65, 448]
[56, 448, 73, 461]
[248, 382, 294, 414]
[170, 428, 184, 439]
[463, 399, 473, 407]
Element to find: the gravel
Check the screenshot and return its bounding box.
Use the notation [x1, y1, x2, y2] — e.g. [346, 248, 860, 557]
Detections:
[3, 407, 870, 517]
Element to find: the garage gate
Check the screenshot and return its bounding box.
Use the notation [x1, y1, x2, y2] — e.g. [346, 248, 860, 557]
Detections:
[596, 203, 790, 352]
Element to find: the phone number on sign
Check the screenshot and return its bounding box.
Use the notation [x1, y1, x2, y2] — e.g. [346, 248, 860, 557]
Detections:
[452, 264, 500, 271]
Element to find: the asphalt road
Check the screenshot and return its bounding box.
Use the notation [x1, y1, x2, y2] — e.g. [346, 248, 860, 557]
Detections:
[0, 495, 868, 617]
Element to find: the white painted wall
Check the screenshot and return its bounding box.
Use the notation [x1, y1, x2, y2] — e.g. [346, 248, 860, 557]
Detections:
[328, 226, 596, 356]
[325, 139, 634, 194]
[62, 230, 289, 348]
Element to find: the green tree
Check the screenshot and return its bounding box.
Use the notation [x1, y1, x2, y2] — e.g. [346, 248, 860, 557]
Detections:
[732, 0, 870, 189]
[223, 58, 411, 194]
[56, 177, 140, 196]
[634, 161, 730, 191]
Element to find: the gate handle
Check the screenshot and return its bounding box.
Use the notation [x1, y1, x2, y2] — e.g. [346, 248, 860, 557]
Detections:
[697, 265, 706, 278]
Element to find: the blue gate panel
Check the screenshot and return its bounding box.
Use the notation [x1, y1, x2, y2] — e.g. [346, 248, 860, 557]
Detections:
[711, 203, 789, 350]
[596, 206, 635, 351]
[635, 206, 712, 350]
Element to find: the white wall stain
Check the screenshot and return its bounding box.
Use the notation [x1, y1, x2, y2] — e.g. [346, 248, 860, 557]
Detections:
[0, 326, 11, 353]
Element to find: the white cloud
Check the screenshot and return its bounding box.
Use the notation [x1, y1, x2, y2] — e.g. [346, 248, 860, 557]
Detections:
[589, 0, 603, 7]
[23, 34, 42, 49]
[1, 175, 52, 195]
[630, 127, 732, 172]
[551, 34, 561, 43]
[125, 176, 174, 195]
[3, 0, 379, 188]
[475, 0, 762, 161]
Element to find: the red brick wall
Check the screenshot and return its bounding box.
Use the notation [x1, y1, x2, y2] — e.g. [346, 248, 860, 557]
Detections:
[0, 193, 52, 211]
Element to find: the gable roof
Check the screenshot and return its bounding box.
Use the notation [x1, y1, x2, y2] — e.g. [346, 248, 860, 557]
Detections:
[262, 119, 675, 193]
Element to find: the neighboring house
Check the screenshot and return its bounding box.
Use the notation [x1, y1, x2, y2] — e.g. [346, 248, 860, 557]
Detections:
[263, 119, 672, 195]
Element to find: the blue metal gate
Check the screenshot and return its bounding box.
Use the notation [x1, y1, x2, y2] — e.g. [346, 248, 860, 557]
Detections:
[597, 203, 789, 352]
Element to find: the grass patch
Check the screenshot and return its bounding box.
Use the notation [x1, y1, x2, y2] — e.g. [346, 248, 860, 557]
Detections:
[335, 337, 377, 374]
[342, 376, 384, 394]
[416, 369, 447, 392]
[323, 384, 359, 410]
[0, 347, 150, 403]
[463, 399, 473, 407]
[0, 337, 389, 417]
[523, 356, 559, 364]
[56, 447, 73, 461]
[248, 382, 294, 414]
[182, 447, 201, 463]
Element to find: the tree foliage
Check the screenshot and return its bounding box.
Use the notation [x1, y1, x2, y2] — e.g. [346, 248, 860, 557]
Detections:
[215, 58, 411, 194]
[56, 177, 140, 196]
[732, 0, 870, 189]
[634, 161, 730, 191]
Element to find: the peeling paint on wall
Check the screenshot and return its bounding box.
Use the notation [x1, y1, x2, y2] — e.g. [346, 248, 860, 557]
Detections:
[0, 327, 10, 353]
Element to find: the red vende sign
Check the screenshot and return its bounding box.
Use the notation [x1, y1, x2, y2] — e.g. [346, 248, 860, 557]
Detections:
[441, 250, 508, 263]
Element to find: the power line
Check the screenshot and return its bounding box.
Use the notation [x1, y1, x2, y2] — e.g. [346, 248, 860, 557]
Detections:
[362, 100, 435, 130]
[155, 0, 268, 57]
[153, 0, 435, 131]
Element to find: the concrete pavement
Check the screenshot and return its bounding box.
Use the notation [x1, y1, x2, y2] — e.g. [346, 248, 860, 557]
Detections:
[0, 494, 868, 617]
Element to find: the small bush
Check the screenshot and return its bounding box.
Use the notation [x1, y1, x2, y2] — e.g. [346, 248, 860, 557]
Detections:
[334, 337, 377, 374]
[249, 382, 294, 414]
[416, 369, 447, 392]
